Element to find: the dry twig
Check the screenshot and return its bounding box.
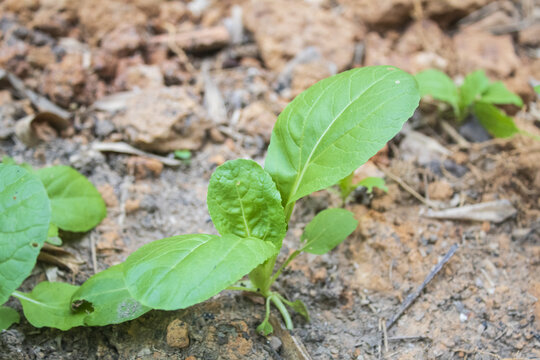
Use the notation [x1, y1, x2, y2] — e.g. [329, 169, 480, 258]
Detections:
[386, 243, 459, 330]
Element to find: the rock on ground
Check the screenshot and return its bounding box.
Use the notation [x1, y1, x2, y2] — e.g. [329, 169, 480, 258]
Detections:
[453, 30, 519, 78]
[364, 20, 453, 74]
[106, 87, 209, 153]
[243, 0, 356, 73]
[424, 0, 491, 26]
[339, 0, 414, 27]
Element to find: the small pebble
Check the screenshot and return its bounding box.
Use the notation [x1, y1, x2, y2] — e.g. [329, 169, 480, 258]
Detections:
[268, 336, 282, 352]
[166, 319, 190, 349]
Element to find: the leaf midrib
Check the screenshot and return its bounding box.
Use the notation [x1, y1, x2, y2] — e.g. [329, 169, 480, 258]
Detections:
[285, 69, 395, 204]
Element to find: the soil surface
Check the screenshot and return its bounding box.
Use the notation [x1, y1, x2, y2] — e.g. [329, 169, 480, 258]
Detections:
[1, 0, 540, 359]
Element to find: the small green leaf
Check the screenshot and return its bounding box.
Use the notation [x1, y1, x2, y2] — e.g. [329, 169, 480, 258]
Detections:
[283, 298, 310, 322]
[459, 70, 490, 112]
[257, 318, 273, 336]
[71, 263, 150, 326]
[415, 69, 459, 115]
[473, 102, 519, 138]
[174, 150, 192, 160]
[356, 177, 388, 194]
[534, 85, 540, 95]
[46, 223, 62, 246]
[207, 159, 286, 247]
[301, 208, 358, 255]
[123, 234, 278, 310]
[0, 306, 20, 330]
[265, 66, 419, 208]
[37, 166, 106, 232]
[0, 164, 51, 304]
[480, 81, 523, 107]
[15, 282, 86, 330]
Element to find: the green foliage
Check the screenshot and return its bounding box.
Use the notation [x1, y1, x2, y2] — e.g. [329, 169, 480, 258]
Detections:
[46, 223, 62, 246]
[338, 172, 388, 203]
[123, 234, 277, 310]
[459, 70, 490, 114]
[0, 163, 106, 330]
[7, 66, 421, 335]
[473, 102, 519, 138]
[37, 166, 106, 232]
[534, 85, 540, 95]
[415, 69, 459, 114]
[207, 159, 286, 248]
[415, 69, 523, 138]
[71, 263, 150, 326]
[357, 177, 388, 194]
[480, 81, 523, 107]
[174, 150, 192, 160]
[0, 164, 50, 305]
[265, 66, 419, 218]
[300, 208, 358, 255]
[14, 282, 86, 330]
[0, 306, 20, 330]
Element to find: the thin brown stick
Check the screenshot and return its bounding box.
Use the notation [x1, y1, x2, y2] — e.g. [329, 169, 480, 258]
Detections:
[380, 168, 437, 208]
[386, 243, 459, 330]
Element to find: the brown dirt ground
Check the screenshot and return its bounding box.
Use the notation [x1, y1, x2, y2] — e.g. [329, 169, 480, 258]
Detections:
[1, 0, 540, 359]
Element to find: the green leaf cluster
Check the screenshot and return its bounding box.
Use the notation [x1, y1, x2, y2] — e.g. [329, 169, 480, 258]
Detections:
[0, 162, 106, 330]
[338, 172, 388, 204]
[2, 66, 420, 334]
[415, 69, 522, 138]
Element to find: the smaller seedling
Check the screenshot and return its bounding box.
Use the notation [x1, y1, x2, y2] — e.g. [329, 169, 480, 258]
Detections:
[174, 150, 192, 165]
[0, 161, 106, 330]
[534, 85, 540, 95]
[337, 171, 387, 205]
[415, 69, 523, 138]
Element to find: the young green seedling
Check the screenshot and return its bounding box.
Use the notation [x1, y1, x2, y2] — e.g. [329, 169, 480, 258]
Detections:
[415, 69, 523, 138]
[0, 162, 106, 330]
[4, 66, 421, 334]
[337, 171, 388, 205]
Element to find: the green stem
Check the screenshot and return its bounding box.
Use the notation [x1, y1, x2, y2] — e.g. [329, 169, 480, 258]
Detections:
[249, 255, 277, 296]
[275, 293, 294, 307]
[226, 286, 259, 293]
[263, 295, 272, 324]
[284, 202, 296, 223]
[270, 295, 293, 330]
[269, 250, 301, 286]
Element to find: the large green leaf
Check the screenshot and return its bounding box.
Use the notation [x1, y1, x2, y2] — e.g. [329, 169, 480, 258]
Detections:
[71, 263, 150, 326]
[300, 208, 358, 255]
[123, 234, 277, 310]
[459, 70, 490, 112]
[0, 164, 51, 304]
[14, 282, 85, 330]
[207, 159, 286, 247]
[0, 306, 20, 330]
[265, 66, 419, 208]
[473, 102, 519, 138]
[415, 69, 459, 115]
[480, 81, 523, 107]
[37, 166, 106, 232]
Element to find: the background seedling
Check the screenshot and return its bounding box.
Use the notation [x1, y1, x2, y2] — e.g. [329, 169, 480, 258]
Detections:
[415, 69, 523, 138]
[337, 171, 388, 205]
[0, 162, 106, 330]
